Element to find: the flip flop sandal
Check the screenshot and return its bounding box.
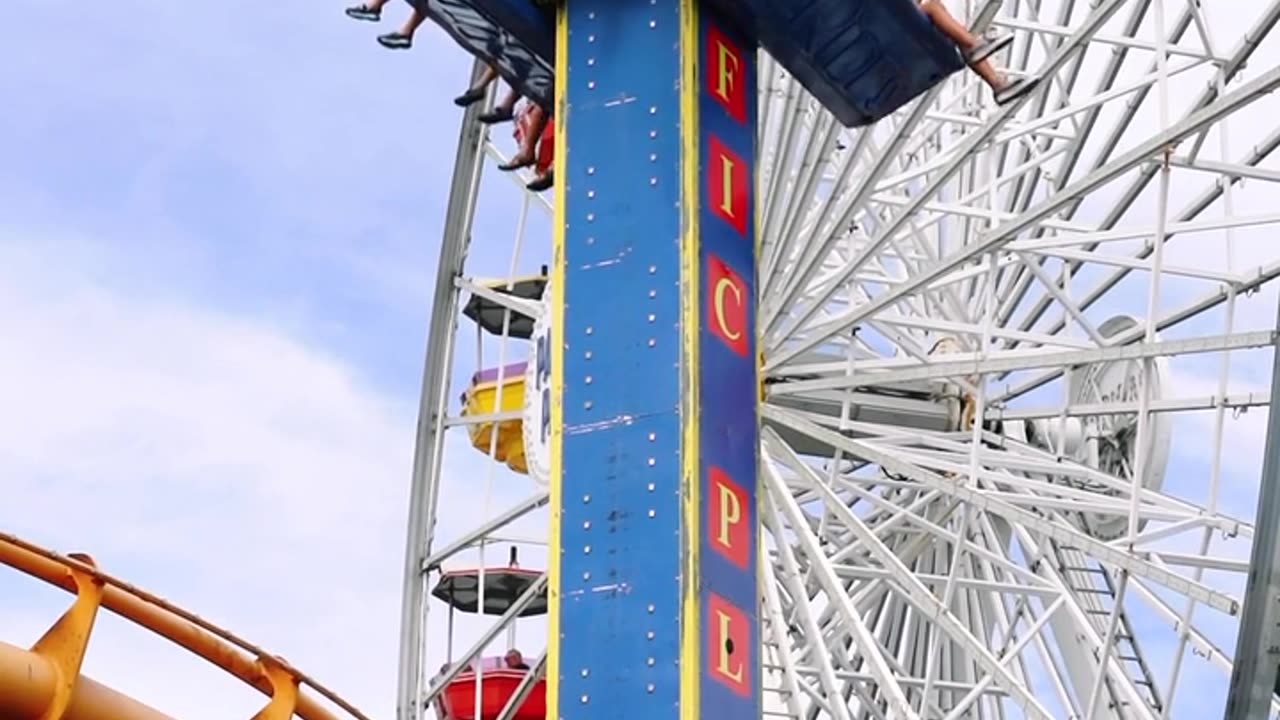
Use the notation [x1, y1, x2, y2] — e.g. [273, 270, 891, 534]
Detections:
[345, 4, 380, 21]
[377, 32, 412, 49]
[478, 107, 515, 124]
[994, 76, 1040, 106]
[526, 171, 554, 192]
[498, 155, 535, 172]
[454, 87, 486, 107]
[965, 34, 1013, 65]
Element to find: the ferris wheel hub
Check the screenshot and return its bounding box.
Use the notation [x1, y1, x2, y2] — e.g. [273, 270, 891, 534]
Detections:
[1015, 314, 1173, 541]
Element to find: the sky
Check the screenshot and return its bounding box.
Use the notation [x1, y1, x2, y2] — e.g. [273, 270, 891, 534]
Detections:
[2, 1, 1279, 719]
[0, 0, 542, 717]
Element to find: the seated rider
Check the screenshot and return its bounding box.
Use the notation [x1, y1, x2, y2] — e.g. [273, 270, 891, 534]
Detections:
[917, 0, 1037, 106]
[344, 0, 426, 50]
[504, 649, 531, 671]
[514, 102, 554, 192]
[502, 100, 550, 184]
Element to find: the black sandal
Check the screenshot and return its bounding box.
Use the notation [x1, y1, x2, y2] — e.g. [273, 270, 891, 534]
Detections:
[377, 32, 412, 50]
[526, 171, 554, 193]
[498, 155, 535, 172]
[478, 107, 515, 125]
[345, 4, 380, 21]
[454, 87, 486, 107]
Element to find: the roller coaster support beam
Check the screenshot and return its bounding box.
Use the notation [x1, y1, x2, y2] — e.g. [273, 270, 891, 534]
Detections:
[0, 534, 357, 720]
[0, 549, 170, 720]
[0, 640, 172, 720]
[548, 4, 761, 720]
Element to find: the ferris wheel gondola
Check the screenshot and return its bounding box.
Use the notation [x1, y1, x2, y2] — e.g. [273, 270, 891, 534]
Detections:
[430, 551, 549, 720]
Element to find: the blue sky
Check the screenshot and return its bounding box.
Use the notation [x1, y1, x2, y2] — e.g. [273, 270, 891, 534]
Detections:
[0, 1, 545, 716]
[1, 0, 479, 388]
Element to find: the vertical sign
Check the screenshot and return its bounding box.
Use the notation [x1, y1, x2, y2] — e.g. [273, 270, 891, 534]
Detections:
[698, 13, 760, 720]
[552, 4, 758, 720]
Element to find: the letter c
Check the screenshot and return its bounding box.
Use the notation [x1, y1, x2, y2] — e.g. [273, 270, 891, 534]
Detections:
[713, 277, 743, 341]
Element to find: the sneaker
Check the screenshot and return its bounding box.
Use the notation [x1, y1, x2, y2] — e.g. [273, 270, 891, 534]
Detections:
[344, 5, 380, 21]
[377, 32, 412, 50]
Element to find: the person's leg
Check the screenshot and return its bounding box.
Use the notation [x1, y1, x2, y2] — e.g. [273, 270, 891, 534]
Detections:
[498, 105, 546, 171]
[399, 6, 426, 38]
[917, 0, 982, 52]
[918, 0, 1008, 87]
[917, 0, 1036, 104]
[525, 118, 555, 192]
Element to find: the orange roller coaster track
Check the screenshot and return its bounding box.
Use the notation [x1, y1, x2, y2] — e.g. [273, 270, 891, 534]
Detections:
[0, 532, 372, 720]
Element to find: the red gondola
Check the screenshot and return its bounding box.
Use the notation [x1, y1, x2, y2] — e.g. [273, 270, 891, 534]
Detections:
[431, 550, 548, 720]
[440, 669, 546, 720]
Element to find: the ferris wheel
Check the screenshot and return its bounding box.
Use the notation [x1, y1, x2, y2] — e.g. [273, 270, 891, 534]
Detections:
[392, 2, 1280, 720]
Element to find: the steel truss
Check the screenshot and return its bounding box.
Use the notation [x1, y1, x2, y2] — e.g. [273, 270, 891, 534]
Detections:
[396, 3, 1280, 719]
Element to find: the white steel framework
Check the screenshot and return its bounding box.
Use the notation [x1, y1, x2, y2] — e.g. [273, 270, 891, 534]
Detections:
[395, 2, 1280, 719]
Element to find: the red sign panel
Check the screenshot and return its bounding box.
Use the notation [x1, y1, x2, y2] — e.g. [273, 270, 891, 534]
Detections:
[706, 24, 747, 124]
[707, 593, 752, 697]
[706, 253, 749, 357]
[708, 466, 750, 570]
[708, 135, 749, 236]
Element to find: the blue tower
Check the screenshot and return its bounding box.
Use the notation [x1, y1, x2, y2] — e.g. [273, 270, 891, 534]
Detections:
[548, 5, 761, 720]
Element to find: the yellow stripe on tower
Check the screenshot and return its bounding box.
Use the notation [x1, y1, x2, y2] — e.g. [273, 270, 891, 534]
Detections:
[546, 3, 570, 720]
[678, 3, 702, 720]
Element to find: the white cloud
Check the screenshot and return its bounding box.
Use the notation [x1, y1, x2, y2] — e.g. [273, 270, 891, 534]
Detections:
[0, 239, 526, 718]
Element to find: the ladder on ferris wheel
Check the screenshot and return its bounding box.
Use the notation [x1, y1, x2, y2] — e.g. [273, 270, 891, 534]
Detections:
[1053, 543, 1164, 716]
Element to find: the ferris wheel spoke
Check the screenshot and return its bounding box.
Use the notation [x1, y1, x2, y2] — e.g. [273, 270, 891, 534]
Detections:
[769, 329, 1271, 394]
[822, 484, 1058, 594]
[765, 405, 1241, 617]
[765, 498, 868, 720]
[988, 1, 1205, 321]
[993, 275, 1280, 404]
[1007, 532, 1163, 719]
[767, 430, 1061, 719]
[761, 561, 809, 720]
[997, 14, 1280, 345]
[761, 100, 943, 334]
[765, 112, 841, 257]
[766, 62, 1280, 370]
[767, 1, 1136, 355]
[419, 491, 548, 572]
[752, 84, 957, 327]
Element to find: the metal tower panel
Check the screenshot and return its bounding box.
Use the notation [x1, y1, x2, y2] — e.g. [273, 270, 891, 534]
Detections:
[548, 5, 760, 720]
[1223, 300, 1280, 720]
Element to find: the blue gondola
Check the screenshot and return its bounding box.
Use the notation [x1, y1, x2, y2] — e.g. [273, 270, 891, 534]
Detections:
[709, 0, 966, 127]
[416, 0, 966, 127]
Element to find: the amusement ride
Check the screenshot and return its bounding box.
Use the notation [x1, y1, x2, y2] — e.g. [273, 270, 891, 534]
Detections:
[5, 1, 1280, 719]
